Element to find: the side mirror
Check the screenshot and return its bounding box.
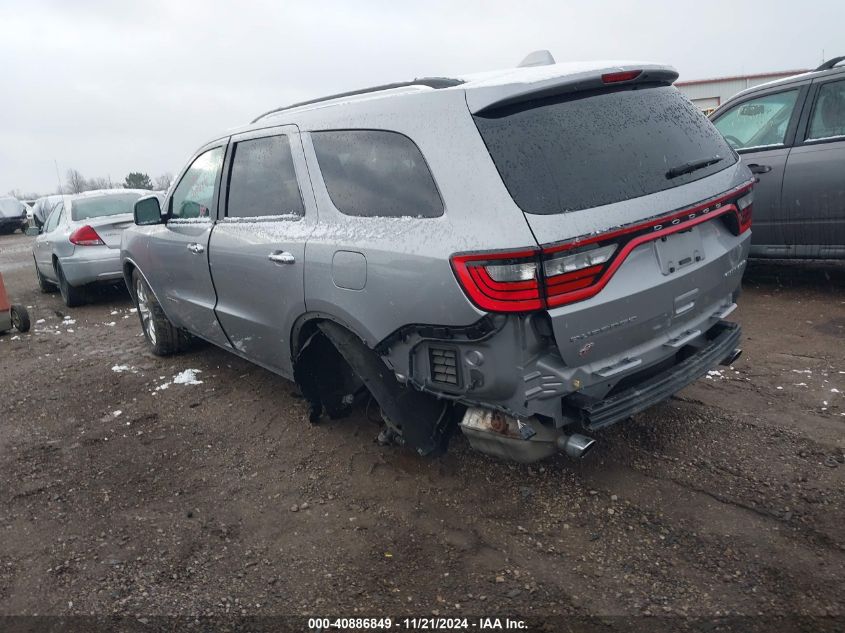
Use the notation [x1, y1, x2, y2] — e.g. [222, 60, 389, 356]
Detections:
[25, 226, 40, 236]
[134, 196, 164, 226]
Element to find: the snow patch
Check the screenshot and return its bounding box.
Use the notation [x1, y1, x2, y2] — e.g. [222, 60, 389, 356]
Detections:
[111, 364, 131, 373]
[173, 369, 203, 386]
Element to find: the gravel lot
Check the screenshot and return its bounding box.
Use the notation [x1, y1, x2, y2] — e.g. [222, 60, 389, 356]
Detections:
[1, 231, 843, 628]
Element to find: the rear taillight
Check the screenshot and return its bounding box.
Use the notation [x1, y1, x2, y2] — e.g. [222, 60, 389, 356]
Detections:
[602, 70, 642, 83]
[737, 191, 753, 234]
[69, 225, 105, 246]
[451, 249, 543, 312]
[452, 181, 754, 313]
[543, 244, 617, 308]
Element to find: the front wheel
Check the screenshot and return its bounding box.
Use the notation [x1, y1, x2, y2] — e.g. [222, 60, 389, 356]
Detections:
[132, 270, 190, 356]
[11, 305, 31, 333]
[56, 262, 87, 307]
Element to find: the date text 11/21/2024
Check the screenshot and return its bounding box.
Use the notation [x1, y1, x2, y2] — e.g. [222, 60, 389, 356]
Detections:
[307, 617, 528, 630]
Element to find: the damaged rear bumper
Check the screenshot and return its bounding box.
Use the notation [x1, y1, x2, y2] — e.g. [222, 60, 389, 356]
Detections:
[563, 320, 741, 430]
[457, 321, 741, 463]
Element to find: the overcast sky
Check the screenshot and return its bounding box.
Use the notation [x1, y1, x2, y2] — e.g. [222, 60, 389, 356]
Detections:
[1, 0, 842, 195]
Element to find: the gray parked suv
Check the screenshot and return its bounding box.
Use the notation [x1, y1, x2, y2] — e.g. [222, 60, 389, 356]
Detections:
[711, 56, 845, 259]
[122, 56, 753, 463]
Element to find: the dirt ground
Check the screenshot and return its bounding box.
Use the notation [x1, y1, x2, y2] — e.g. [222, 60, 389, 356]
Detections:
[1, 231, 843, 628]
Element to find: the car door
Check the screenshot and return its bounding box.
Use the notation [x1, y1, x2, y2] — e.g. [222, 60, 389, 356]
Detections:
[779, 76, 845, 258]
[208, 126, 315, 378]
[33, 203, 64, 281]
[712, 84, 808, 252]
[149, 141, 229, 345]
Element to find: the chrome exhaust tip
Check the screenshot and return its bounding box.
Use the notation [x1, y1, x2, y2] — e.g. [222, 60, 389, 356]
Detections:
[557, 433, 597, 459]
[720, 348, 743, 366]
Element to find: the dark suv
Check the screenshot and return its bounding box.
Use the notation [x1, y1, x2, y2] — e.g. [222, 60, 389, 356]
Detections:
[711, 56, 845, 259]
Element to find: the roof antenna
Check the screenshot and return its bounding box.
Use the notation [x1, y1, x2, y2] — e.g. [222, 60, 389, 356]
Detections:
[518, 50, 556, 68]
[53, 159, 64, 195]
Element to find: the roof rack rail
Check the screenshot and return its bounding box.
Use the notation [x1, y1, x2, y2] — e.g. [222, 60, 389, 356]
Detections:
[815, 56, 845, 71]
[251, 77, 464, 123]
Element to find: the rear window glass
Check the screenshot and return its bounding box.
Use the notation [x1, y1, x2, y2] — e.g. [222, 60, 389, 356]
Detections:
[227, 135, 304, 218]
[312, 130, 443, 218]
[72, 193, 143, 221]
[473, 85, 737, 215]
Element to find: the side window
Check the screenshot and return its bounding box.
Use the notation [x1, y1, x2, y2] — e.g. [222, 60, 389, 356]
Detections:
[44, 203, 63, 232]
[170, 146, 225, 219]
[713, 89, 800, 150]
[807, 80, 845, 141]
[311, 130, 443, 218]
[226, 135, 304, 218]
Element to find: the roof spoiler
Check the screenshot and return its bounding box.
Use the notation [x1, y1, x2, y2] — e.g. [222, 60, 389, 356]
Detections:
[467, 64, 679, 114]
[815, 56, 845, 71]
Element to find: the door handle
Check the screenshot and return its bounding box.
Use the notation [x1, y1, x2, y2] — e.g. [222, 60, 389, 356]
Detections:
[747, 163, 772, 174]
[268, 251, 295, 265]
[187, 243, 205, 254]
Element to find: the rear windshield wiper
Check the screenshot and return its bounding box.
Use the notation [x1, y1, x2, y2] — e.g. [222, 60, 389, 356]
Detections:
[665, 155, 723, 180]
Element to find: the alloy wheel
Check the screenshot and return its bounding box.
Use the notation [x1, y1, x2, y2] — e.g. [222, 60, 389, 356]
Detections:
[136, 279, 157, 345]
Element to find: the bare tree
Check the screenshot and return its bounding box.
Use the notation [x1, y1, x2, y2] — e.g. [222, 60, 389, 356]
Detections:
[87, 176, 112, 191]
[7, 188, 42, 200]
[154, 173, 173, 192]
[66, 169, 87, 194]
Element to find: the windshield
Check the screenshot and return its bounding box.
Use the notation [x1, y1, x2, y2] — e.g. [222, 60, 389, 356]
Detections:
[0, 197, 24, 218]
[473, 85, 737, 214]
[71, 193, 143, 221]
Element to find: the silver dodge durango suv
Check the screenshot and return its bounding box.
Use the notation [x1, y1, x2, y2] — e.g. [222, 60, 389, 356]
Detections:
[122, 54, 753, 463]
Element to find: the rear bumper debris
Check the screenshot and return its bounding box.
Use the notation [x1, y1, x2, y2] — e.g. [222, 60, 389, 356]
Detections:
[564, 320, 741, 430]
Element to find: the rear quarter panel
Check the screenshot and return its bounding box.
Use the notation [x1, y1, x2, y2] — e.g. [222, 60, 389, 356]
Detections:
[294, 89, 539, 347]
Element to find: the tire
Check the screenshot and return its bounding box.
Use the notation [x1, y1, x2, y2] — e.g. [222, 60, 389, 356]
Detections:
[131, 269, 189, 356]
[35, 259, 56, 293]
[10, 305, 31, 333]
[56, 262, 87, 307]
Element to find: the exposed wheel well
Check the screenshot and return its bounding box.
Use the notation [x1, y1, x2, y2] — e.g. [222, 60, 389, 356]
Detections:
[292, 318, 455, 455]
[292, 318, 367, 423]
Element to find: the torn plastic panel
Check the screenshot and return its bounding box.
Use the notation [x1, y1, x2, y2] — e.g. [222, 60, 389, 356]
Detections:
[294, 320, 454, 455]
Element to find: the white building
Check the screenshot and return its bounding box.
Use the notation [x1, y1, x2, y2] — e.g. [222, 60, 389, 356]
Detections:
[676, 70, 808, 114]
